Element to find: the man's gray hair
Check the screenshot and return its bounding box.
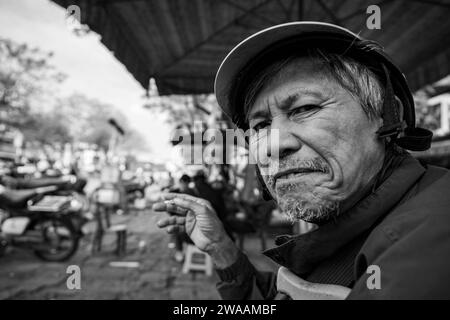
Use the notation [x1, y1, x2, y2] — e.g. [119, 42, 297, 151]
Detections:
[243, 48, 385, 122]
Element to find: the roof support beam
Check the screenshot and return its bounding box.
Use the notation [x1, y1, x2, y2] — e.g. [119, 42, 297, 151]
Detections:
[273, 0, 296, 20]
[221, 0, 278, 25]
[316, 0, 342, 25]
[155, 0, 276, 77]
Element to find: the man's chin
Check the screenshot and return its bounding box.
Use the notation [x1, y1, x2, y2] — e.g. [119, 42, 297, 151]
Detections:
[277, 194, 339, 225]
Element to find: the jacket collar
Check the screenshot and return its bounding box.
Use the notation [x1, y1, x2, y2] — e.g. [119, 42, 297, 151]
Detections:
[262, 155, 426, 276]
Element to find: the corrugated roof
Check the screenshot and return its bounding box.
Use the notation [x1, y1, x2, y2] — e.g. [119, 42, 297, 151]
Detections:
[52, 0, 450, 95]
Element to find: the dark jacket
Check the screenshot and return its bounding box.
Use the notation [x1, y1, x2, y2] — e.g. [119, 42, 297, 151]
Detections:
[217, 155, 450, 299]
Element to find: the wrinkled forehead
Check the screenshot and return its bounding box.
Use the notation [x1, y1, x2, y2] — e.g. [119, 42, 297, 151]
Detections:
[246, 56, 336, 117]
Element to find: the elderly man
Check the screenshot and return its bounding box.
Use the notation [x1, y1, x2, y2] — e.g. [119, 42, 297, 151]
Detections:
[154, 22, 450, 299]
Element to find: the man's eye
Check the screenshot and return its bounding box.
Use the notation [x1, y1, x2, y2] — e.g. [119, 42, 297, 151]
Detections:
[289, 105, 320, 119]
[252, 120, 270, 132]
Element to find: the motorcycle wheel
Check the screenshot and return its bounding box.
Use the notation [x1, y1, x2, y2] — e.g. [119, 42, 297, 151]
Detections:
[33, 218, 79, 262]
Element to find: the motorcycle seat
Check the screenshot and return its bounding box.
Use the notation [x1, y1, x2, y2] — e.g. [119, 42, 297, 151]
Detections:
[0, 188, 37, 208]
[0, 186, 59, 208]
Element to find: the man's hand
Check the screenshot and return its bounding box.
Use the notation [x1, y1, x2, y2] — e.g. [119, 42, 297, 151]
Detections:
[153, 193, 239, 269]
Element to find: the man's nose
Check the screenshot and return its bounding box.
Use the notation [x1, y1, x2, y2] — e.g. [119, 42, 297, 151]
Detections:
[268, 118, 302, 159]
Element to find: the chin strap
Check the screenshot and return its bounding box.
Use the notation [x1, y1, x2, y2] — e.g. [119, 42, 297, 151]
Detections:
[376, 64, 432, 151]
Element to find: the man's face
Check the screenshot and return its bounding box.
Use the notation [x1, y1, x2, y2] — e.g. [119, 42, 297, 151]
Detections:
[247, 58, 385, 224]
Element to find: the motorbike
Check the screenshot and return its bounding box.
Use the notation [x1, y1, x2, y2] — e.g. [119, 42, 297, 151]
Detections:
[1, 173, 90, 228]
[0, 184, 88, 262]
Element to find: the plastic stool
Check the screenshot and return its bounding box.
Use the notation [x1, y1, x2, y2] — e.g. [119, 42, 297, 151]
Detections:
[182, 244, 212, 276]
[109, 224, 127, 256]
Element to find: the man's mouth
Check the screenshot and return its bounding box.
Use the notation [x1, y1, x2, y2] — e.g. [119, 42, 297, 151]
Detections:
[273, 167, 328, 188]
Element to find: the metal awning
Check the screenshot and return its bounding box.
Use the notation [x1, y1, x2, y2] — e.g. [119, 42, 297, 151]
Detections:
[52, 0, 450, 95]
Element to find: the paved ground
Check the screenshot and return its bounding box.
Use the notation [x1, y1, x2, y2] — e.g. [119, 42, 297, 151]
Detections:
[0, 208, 279, 300]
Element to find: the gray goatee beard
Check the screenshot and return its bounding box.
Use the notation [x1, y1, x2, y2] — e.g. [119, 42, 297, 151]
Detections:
[266, 157, 339, 224]
[277, 191, 339, 224]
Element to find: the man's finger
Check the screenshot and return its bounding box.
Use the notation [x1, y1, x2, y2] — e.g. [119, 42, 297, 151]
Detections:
[155, 197, 204, 215]
[162, 192, 197, 201]
[152, 201, 190, 216]
[157, 216, 186, 228]
[152, 202, 167, 211]
[169, 198, 210, 216]
[162, 193, 214, 211]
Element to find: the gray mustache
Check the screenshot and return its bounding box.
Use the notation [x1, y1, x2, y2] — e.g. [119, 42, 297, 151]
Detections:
[280, 159, 329, 173]
[265, 158, 330, 187]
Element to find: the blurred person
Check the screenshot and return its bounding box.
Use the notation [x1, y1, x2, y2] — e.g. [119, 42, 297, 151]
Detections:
[154, 22, 450, 299]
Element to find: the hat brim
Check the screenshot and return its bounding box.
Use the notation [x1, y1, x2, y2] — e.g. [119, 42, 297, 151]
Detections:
[214, 21, 361, 120]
